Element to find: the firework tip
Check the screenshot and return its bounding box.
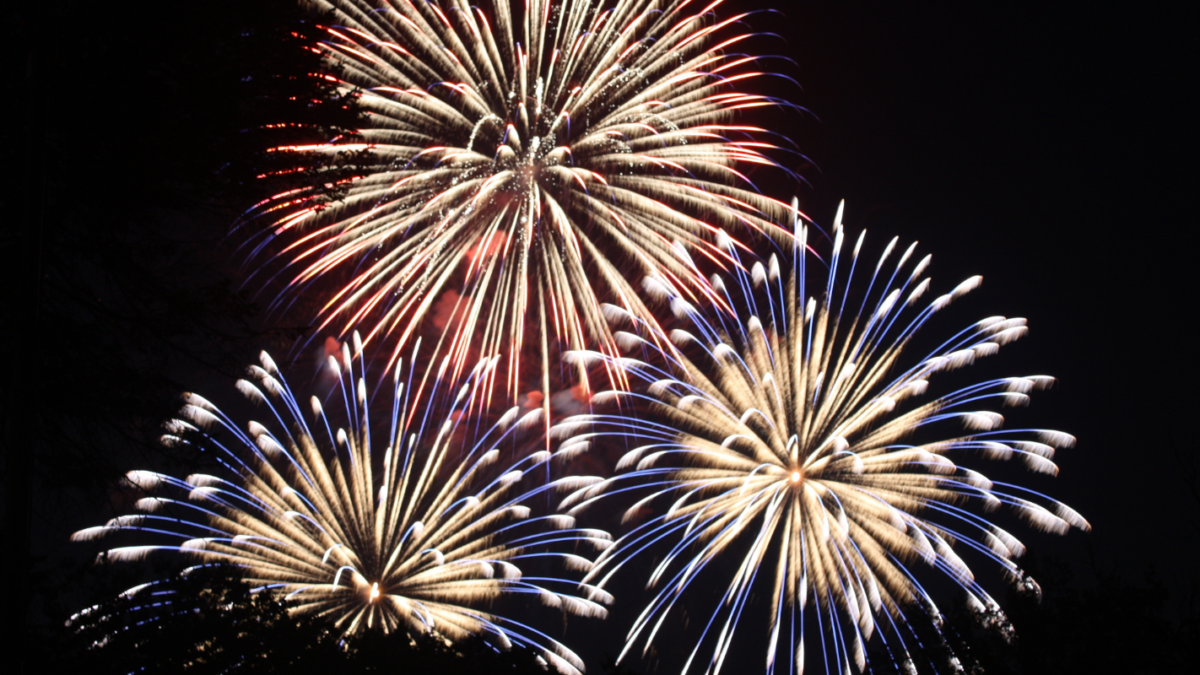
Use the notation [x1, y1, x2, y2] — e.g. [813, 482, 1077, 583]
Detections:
[516, 408, 544, 432]
[508, 506, 534, 522]
[1026, 375, 1057, 390]
[555, 440, 590, 460]
[671, 240, 695, 268]
[912, 253, 932, 279]
[187, 474, 221, 488]
[159, 434, 184, 449]
[716, 229, 734, 251]
[590, 391, 625, 406]
[1019, 501, 1070, 534]
[181, 392, 218, 412]
[961, 411, 1004, 431]
[495, 561, 522, 580]
[179, 404, 219, 430]
[496, 406, 520, 431]
[642, 276, 672, 301]
[246, 365, 276, 390]
[237, 379, 267, 406]
[70, 525, 114, 542]
[500, 470, 525, 487]
[1022, 453, 1059, 476]
[669, 297, 696, 319]
[102, 546, 158, 563]
[255, 433, 286, 458]
[134, 497, 167, 514]
[561, 554, 594, 573]
[563, 350, 604, 369]
[163, 418, 197, 435]
[125, 470, 165, 490]
[1037, 429, 1076, 448]
[648, 379, 677, 397]
[906, 278, 931, 306]
[712, 343, 738, 361]
[1054, 503, 1091, 530]
[615, 331, 646, 351]
[751, 261, 767, 287]
[615, 447, 647, 472]
[601, 303, 633, 326]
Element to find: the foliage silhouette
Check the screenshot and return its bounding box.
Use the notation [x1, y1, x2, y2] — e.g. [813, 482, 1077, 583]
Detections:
[56, 567, 555, 674]
[867, 554, 1199, 674]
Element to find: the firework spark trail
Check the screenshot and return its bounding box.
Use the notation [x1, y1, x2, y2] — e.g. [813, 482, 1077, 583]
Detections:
[240, 0, 800, 422]
[72, 335, 613, 673]
[553, 203, 1088, 674]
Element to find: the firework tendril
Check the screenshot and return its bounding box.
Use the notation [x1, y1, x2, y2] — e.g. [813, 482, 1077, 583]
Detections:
[554, 204, 1089, 674]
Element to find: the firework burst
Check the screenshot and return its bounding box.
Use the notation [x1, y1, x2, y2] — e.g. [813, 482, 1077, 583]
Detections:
[242, 0, 797, 413]
[72, 335, 613, 673]
[554, 204, 1088, 674]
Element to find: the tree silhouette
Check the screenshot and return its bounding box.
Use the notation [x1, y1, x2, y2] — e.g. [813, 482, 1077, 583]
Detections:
[868, 554, 1198, 674]
[54, 567, 553, 674]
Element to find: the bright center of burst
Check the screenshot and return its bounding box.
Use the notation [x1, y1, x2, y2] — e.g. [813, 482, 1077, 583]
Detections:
[790, 471, 801, 483]
[369, 582, 380, 601]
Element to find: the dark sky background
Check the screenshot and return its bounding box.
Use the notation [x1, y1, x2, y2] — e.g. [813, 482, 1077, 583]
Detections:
[6, 0, 1195, 671]
[748, 0, 1196, 585]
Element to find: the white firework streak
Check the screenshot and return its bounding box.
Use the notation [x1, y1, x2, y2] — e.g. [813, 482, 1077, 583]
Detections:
[553, 202, 1089, 675]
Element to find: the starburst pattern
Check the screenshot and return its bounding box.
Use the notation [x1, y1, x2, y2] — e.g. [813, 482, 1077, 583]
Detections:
[241, 0, 796, 411]
[73, 336, 613, 673]
[554, 206, 1088, 674]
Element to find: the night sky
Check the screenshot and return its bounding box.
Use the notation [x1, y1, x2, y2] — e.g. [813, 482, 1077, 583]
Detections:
[760, 0, 1195, 583]
[6, 0, 1195, 671]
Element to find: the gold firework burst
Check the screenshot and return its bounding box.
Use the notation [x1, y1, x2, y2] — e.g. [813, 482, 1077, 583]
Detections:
[556, 205, 1088, 674]
[243, 0, 798, 417]
[73, 337, 612, 672]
